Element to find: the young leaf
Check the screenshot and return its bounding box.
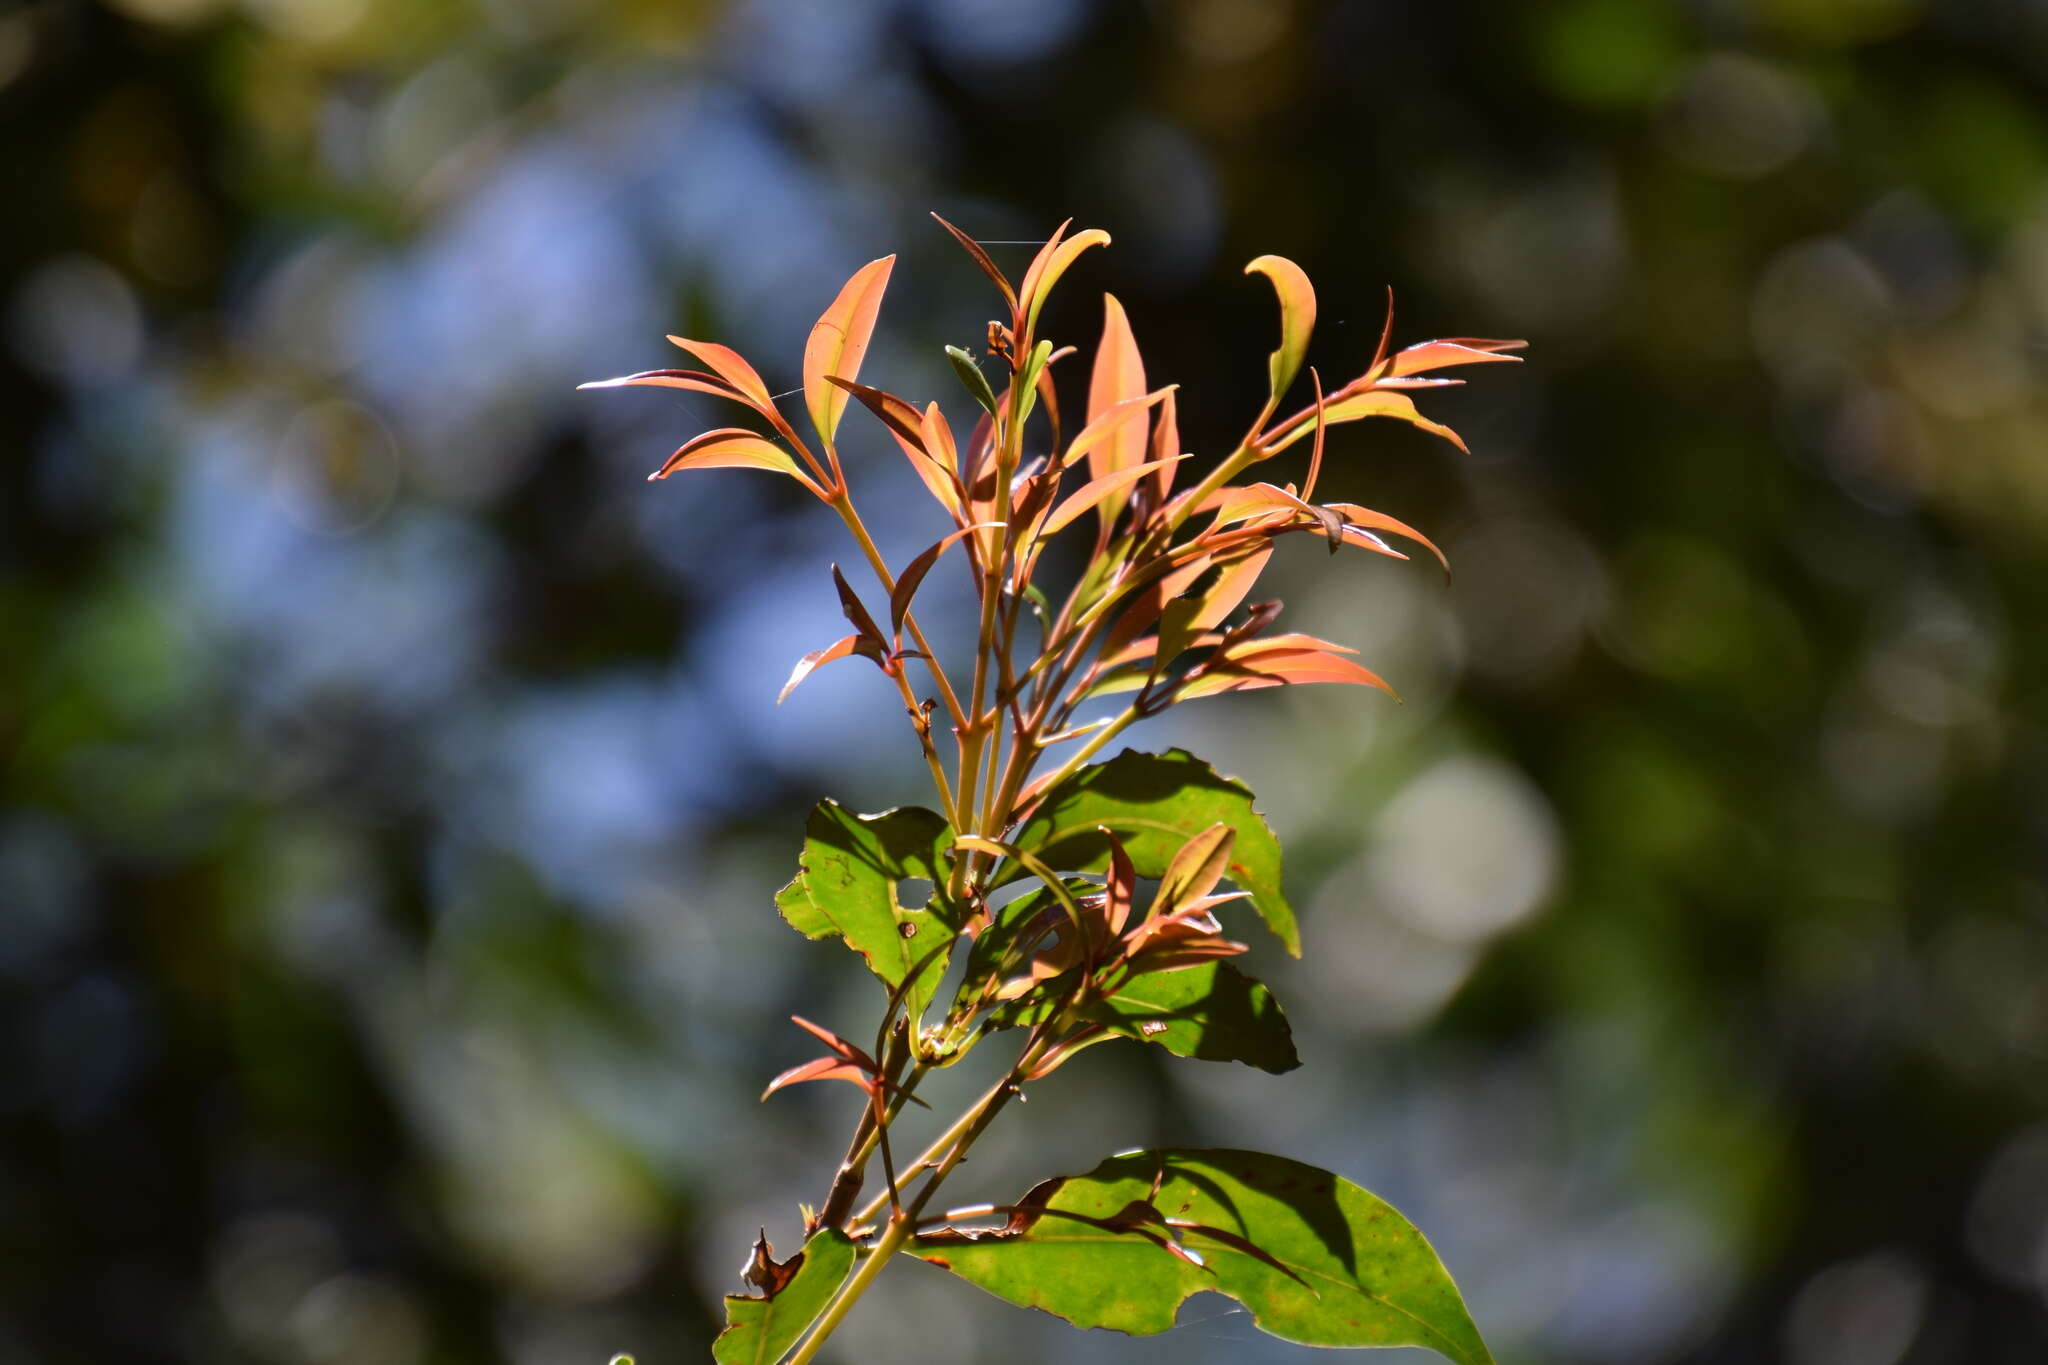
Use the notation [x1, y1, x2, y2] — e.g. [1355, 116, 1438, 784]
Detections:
[1010, 749, 1298, 956]
[804, 255, 895, 448]
[713, 1229, 857, 1365]
[946, 345, 1002, 419]
[929, 212, 1019, 313]
[890, 523, 1001, 635]
[1245, 255, 1316, 405]
[1377, 337, 1526, 381]
[1038, 456, 1189, 538]
[1085, 294, 1149, 532]
[909, 1149, 1494, 1363]
[1063, 387, 1177, 471]
[649, 429, 822, 496]
[778, 633, 868, 704]
[665, 335, 777, 409]
[1019, 225, 1111, 340]
[1014, 339, 1056, 428]
[1266, 389, 1468, 455]
[776, 803, 962, 1019]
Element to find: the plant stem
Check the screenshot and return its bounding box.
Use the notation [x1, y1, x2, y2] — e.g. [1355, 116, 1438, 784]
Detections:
[784, 1034, 1054, 1365]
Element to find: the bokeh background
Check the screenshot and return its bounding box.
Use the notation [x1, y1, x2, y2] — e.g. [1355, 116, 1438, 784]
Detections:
[6, 0, 2048, 1361]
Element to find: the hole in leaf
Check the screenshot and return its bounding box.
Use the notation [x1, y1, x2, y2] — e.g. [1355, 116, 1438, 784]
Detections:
[897, 878, 933, 910]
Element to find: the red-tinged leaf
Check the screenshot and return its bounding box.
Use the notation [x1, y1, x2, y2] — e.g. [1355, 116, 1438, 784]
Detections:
[664, 335, 776, 408]
[1014, 218, 1070, 327]
[1099, 552, 1213, 663]
[1040, 456, 1189, 538]
[761, 1056, 874, 1101]
[1152, 823, 1236, 917]
[1145, 388, 1182, 510]
[578, 368, 749, 403]
[1183, 648, 1398, 699]
[930, 212, 1019, 313]
[650, 428, 823, 495]
[778, 634, 866, 705]
[1092, 630, 1227, 675]
[790, 1014, 874, 1061]
[1085, 294, 1149, 531]
[830, 565, 886, 644]
[826, 376, 926, 452]
[1227, 632, 1360, 658]
[1104, 832, 1136, 938]
[1379, 337, 1526, 380]
[1302, 367, 1329, 503]
[1323, 501, 1450, 575]
[1020, 226, 1112, 338]
[1065, 387, 1177, 471]
[920, 402, 960, 474]
[1245, 254, 1316, 404]
[1035, 347, 1068, 456]
[890, 523, 1001, 634]
[1267, 388, 1468, 455]
[1190, 542, 1274, 631]
[804, 255, 895, 447]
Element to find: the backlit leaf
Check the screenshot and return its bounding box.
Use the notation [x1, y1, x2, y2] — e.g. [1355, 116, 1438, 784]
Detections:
[1378, 337, 1526, 380]
[1266, 389, 1468, 455]
[1019, 225, 1112, 339]
[777, 633, 869, 704]
[1085, 294, 1148, 532]
[1245, 255, 1316, 404]
[910, 1149, 1493, 1363]
[665, 335, 777, 408]
[946, 345, 1001, 419]
[713, 1229, 857, 1365]
[775, 803, 962, 1019]
[649, 429, 821, 496]
[804, 255, 895, 448]
[1039, 456, 1188, 538]
[891, 523, 1001, 634]
[1010, 749, 1298, 956]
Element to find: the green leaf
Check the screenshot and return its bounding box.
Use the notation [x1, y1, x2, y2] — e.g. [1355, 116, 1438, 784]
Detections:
[946, 345, 1001, 419]
[777, 802, 962, 1018]
[910, 1149, 1493, 1363]
[1011, 749, 1299, 955]
[952, 878, 1098, 1015]
[1003, 962, 1299, 1073]
[712, 1229, 856, 1365]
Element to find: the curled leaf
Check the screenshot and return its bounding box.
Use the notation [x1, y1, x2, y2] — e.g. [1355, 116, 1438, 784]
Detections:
[1245, 255, 1316, 405]
[1020, 226, 1112, 338]
[930, 212, 1019, 313]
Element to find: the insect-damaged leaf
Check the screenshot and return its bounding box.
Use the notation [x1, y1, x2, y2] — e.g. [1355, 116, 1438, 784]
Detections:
[712, 1228, 857, 1365]
[910, 1149, 1494, 1363]
[1010, 748, 1299, 956]
[775, 803, 962, 1019]
[805, 255, 894, 448]
[1245, 255, 1316, 404]
[1004, 962, 1299, 1073]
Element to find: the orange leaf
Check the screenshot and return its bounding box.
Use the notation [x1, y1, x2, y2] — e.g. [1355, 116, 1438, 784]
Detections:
[1146, 388, 1182, 509]
[649, 428, 822, 496]
[1378, 337, 1526, 380]
[1064, 386, 1177, 470]
[1190, 541, 1274, 631]
[664, 335, 776, 408]
[578, 368, 749, 403]
[1265, 388, 1468, 455]
[1039, 456, 1189, 538]
[1019, 226, 1112, 339]
[1245, 255, 1316, 403]
[1084, 293, 1148, 531]
[804, 255, 895, 447]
